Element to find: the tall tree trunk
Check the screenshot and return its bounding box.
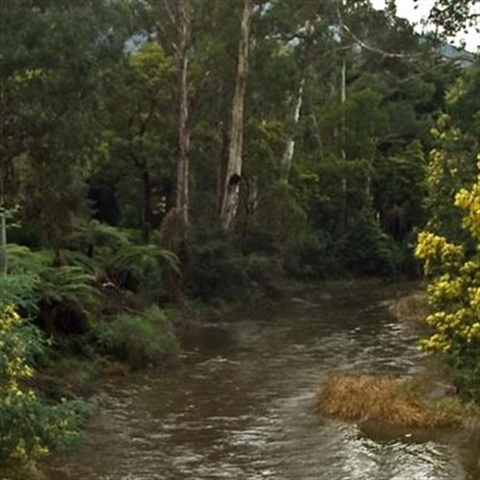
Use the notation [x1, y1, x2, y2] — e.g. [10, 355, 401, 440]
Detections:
[340, 57, 346, 160]
[175, 0, 191, 231]
[142, 170, 152, 243]
[0, 173, 7, 276]
[216, 118, 229, 215]
[281, 76, 305, 179]
[160, 0, 191, 254]
[340, 58, 348, 227]
[220, 0, 252, 231]
[0, 212, 7, 276]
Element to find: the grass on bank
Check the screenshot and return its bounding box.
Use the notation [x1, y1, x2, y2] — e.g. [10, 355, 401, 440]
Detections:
[317, 373, 468, 428]
[389, 291, 430, 328]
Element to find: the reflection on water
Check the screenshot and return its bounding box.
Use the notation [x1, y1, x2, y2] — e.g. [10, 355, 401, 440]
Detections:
[45, 281, 479, 480]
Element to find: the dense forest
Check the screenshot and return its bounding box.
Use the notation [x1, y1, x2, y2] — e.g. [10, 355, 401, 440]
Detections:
[0, 0, 479, 475]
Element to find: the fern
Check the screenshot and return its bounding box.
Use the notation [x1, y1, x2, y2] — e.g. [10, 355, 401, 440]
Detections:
[0, 274, 39, 312]
[37, 266, 100, 307]
[5, 244, 53, 275]
[63, 250, 100, 276]
[110, 244, 180, 281]
[68, 220, 132, 250]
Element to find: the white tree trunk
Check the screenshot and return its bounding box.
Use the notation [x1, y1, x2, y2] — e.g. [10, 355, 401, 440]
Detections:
[341, 58, 347, 226]
[281, 76, 305, 178]
[160, 0, 191, 251]
[220, 0, 251, 231]
[341, 58, 346, 161]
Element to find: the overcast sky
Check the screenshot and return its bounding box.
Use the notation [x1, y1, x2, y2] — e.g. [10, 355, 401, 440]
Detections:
[371, 0, 479, 52]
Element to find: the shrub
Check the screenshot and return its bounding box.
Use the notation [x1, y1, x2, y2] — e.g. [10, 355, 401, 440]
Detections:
[284, 230, 336, 279]
[0, 306, 79, 474]
[106, 243, 180, 300]
[93, 306, 179, 368]
[245, 253, 282, 284]
[342, 216, 401, 276]
[0, 273, 39, 313]
[188, 226, 251, 301]
[2, 246, 101, 334]
[415, 160, 480, 400]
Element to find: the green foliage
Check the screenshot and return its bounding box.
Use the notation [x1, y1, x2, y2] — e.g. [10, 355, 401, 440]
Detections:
[416, 159, 480, 400]
[283, 230, 336, 279]
[258, 180, 309, 251]
[188, 225, 251, 301]
[415, 64, 480, 400]
[93, 306, 178, 368]
[343, 216, 401, 277]
[0, 274, 39, 313]
[0, 306, 79, 472]
[37, 266, 99, 308]
[374, 141, 427, 241]
[293, 156, 372, 235]
[425, 0, 479, 37]
[5, 244, 53, 275]
[108, 243, 180, 297]
[67, 220, 133, 253]
[244, 252, 282, 284]
[1, 245, 101, 333]
[129, 41, 175, 92]
[1, 0, 474, 324]
[425, 65, 479, 240]
[0, 0, 132, 246]
[426, 115, 477, 239]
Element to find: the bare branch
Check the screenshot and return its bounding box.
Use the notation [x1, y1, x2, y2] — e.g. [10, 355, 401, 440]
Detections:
[336, 5, 408, 59]
[162, 0, 176, 27]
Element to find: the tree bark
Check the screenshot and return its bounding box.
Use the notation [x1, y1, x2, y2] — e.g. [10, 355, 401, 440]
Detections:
[142, 169, 152, 243]
[0, 212, 7, 276]
[281, 76, 305, 179]
[159, 0, 191, 253]
[175, 0, 191, 230]
[220, 0, 252, 231]
[0, 172, 7, 275]
[341, 58, 348, 227]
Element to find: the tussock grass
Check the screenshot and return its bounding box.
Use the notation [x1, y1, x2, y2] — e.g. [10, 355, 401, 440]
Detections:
[389, 292, 430, 327]
[317, 373, 464, 428]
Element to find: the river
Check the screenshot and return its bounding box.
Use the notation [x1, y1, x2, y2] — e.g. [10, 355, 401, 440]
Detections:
[45, 281, 479, 480]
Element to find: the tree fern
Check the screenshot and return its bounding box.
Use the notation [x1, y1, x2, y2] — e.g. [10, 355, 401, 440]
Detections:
[63, 250, 100, 276]
[68, 220, 133, 249]
[110, 244, 180, 282]
[37, 266, 100, 307]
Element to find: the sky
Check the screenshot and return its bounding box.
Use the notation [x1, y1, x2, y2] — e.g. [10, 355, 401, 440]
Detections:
[371, 0, 480, 52]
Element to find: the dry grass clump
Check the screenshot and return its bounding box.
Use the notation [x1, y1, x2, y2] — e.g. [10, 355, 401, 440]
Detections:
[389, 292, 430, 327]
[317, 373, 463, 428]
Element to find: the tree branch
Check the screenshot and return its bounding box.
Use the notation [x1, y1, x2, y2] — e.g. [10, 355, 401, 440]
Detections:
[336, 5, 408, 59]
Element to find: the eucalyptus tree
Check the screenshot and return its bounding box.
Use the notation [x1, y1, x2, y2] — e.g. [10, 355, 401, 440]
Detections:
[154, 0, 193, 242]
[0, 0, 132, 247]
[219, 0, 253, 231]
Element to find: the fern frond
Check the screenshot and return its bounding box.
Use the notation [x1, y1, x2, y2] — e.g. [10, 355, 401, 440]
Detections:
[37, 266, 100, 306]
[6, 245, 53, 274]
[111, 244, 180, 279]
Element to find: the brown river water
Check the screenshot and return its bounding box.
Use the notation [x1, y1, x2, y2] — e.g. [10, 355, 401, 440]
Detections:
[45, 281, 479, 480]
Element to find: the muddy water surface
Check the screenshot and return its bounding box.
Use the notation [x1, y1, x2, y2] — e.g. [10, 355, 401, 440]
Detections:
[45, 281, 479, 480]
